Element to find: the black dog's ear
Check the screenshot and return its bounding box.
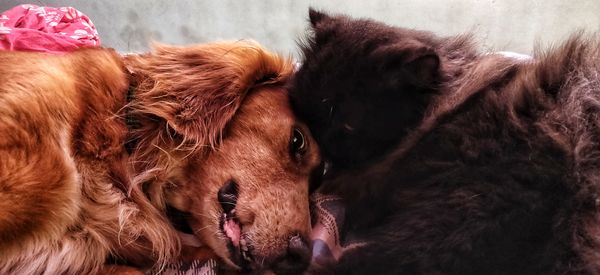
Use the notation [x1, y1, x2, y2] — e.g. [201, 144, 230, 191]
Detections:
[373, 42, 441, 88]
[404, 52, 440, 87]
[308, 8, 329, 27]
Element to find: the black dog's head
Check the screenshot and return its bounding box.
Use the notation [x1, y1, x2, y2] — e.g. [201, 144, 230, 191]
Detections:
[289, 9, 444, 170]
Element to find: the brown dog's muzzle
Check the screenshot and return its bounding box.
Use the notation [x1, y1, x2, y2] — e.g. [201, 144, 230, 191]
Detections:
[217, 179, 312, 274]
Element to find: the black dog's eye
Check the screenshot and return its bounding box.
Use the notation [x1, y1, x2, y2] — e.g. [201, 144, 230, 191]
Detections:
[290, 127, 306, 158]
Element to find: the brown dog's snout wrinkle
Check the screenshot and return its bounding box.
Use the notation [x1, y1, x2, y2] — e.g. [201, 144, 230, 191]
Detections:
[271, 234, 311, 275]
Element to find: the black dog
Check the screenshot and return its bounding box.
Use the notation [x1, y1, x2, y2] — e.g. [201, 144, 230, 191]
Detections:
[290, 9, 600, 275]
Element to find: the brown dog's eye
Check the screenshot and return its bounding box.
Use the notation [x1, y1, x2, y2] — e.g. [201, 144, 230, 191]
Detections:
[290, 128, 306, 159]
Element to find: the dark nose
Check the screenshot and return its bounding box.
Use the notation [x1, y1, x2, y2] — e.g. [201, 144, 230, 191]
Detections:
[272, 234, 312, 275]
[218, 180, 238, 214]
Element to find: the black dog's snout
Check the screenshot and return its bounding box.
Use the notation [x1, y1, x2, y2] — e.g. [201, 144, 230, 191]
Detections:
[218, 180, 238, 214]
[272, 234, 312, 275]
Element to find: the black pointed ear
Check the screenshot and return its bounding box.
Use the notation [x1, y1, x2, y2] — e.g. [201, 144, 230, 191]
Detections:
[404, 53, 440, 87]
[373, 42, 441, 88]
[308, 8, 329, 27]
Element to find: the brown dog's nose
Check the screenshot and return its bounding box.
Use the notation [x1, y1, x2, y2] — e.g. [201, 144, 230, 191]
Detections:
[271, 234, 311, 275]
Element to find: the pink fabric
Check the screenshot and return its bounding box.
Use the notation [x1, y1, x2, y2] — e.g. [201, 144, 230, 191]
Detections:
[0, 4, 100, 53]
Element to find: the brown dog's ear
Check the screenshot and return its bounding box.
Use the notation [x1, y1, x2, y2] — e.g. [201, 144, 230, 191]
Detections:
[372, 41, 441, 88]
[129, 41, 292, 148]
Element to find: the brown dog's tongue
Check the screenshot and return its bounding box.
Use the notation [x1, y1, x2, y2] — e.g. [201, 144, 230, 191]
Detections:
[310, 193, 368, 270]
[224, 218, 241, 247]
[310, 193, 347, 267]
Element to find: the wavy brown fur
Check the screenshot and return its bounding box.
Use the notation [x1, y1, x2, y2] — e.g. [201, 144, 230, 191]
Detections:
[290, 9, 600, 274]
[0, 40, 311, 274]
[124, 42, 293, 209]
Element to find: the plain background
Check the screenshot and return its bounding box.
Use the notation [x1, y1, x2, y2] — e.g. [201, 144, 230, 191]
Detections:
[1, 0, 600, 57]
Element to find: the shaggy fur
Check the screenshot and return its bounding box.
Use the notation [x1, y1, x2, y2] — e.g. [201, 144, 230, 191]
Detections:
[0, 40, 320, 274]
[290, 9, 600, 274]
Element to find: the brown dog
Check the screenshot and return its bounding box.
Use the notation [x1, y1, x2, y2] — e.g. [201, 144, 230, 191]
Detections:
[0, 41, 320, 274]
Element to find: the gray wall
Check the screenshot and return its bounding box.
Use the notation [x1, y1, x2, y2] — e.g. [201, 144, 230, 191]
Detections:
[2, 0, 599, 57]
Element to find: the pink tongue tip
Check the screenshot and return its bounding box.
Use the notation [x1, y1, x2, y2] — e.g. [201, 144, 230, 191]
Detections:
[224, 219, 241, 247]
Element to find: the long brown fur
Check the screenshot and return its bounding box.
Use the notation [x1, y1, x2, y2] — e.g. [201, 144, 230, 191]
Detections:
[0, 40, 320, 274]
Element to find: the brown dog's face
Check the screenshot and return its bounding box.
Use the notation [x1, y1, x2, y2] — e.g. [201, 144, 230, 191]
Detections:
[169, 87, 320, 273]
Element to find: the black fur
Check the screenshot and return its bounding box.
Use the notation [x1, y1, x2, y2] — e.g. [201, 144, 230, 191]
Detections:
[290, 9, 600, 275]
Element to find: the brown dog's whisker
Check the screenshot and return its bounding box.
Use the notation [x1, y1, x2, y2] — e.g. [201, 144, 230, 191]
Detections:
[0, 39, 318, 275]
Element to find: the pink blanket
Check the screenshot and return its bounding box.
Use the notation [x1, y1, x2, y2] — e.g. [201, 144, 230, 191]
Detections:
[0, 4, 99, 53]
